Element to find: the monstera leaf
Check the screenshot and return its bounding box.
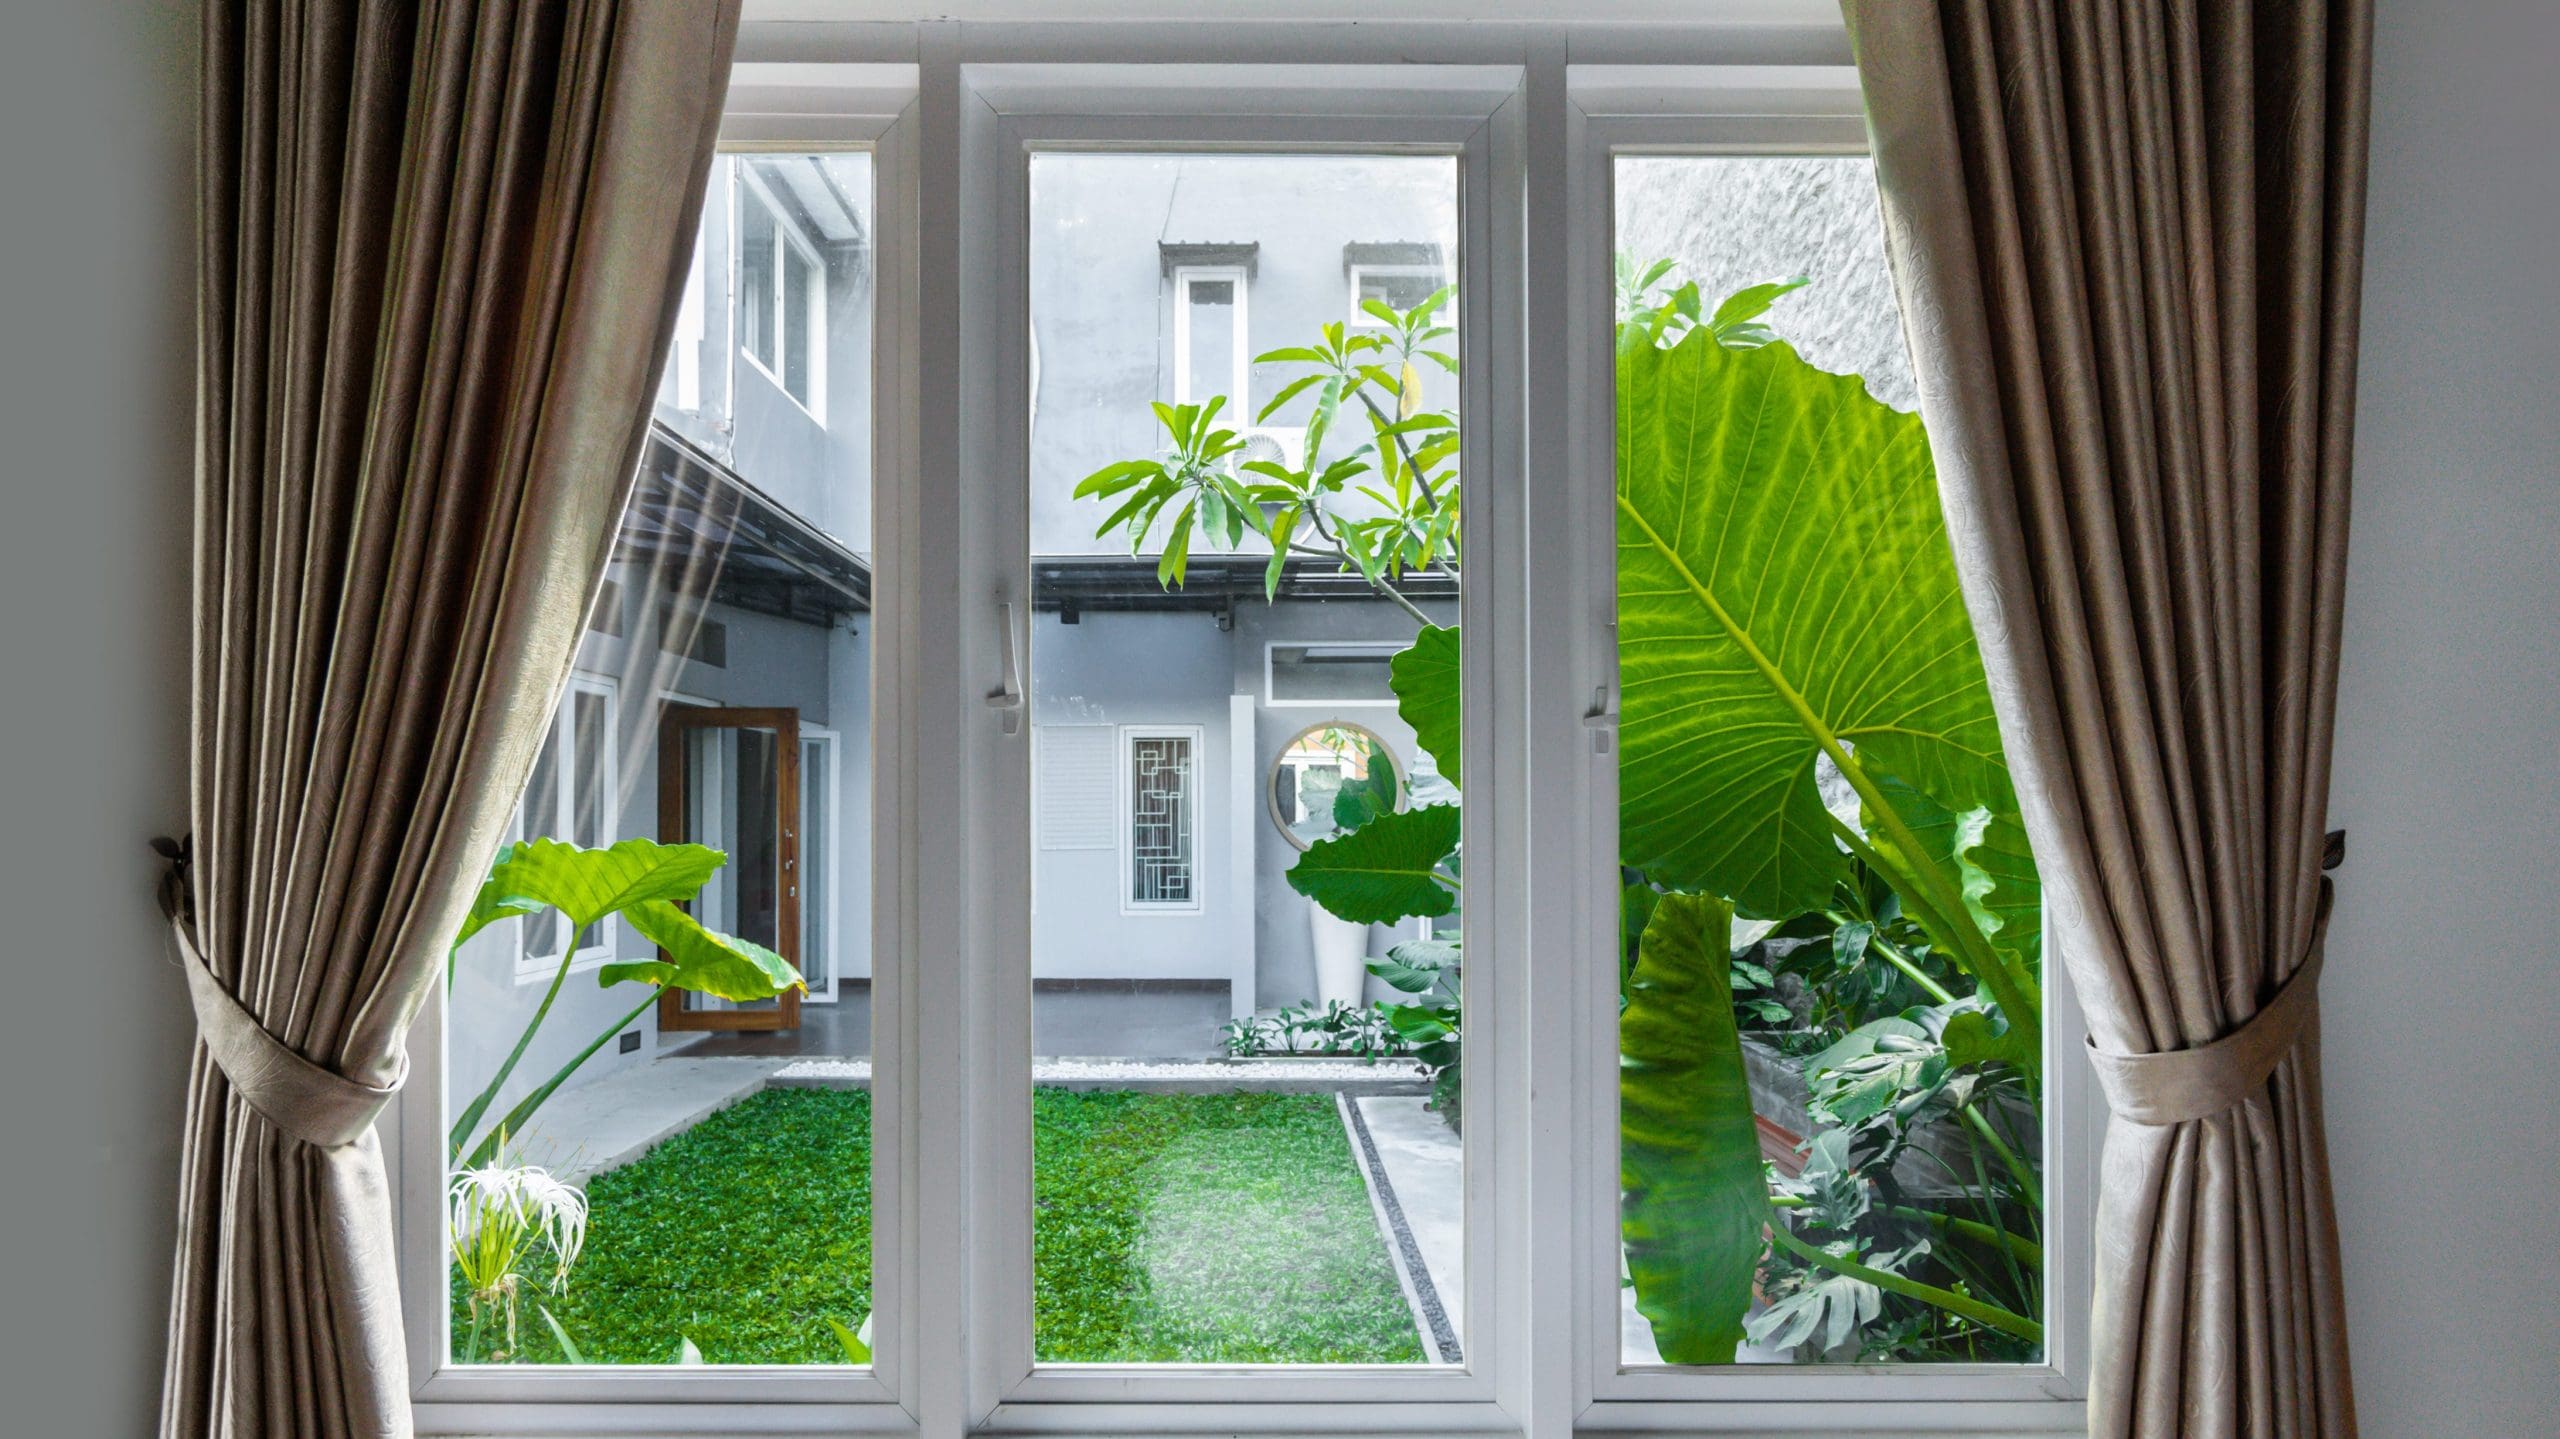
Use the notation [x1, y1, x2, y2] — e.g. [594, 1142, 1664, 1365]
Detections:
[1390, 624, 1462, 786]
[1620, 891, 1766, 1364]
[1285, 803, 1460, 924]
[1614, 324, 2013, 921]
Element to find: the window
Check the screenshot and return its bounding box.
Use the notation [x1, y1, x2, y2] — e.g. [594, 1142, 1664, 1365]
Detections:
[1348, 261, 1449, 327]
[737, 166, 827, 417]
[1121, 726, 1199, 910]
[1171, 263, 1248, 412]
[511, 674, 618, 978]
[403, 40, 2095, 1439]
[1265, 640, 1403, 705]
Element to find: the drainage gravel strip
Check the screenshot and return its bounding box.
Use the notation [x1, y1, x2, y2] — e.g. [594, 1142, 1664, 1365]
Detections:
[1340, 1093, 1461, 1364]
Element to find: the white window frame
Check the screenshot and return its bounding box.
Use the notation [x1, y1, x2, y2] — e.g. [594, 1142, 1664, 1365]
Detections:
[799, 722, 844, 1000]
[392, 25, 2100, 1439]
[1262, 638, 1406, 707]
[736, 159, 831, 422]
[398, 63, 921, 1434]
[1347, 260, 1451, 329]
[1117, 723, 1205, 914]
[509, 672, 621, 982]
[1169, 262, 1251, 414]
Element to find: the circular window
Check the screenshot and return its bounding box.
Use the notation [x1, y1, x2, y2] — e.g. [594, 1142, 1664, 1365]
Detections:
[1267, 722, 1404, 851]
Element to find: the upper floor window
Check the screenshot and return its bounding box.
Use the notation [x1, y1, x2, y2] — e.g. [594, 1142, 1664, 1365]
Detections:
[1171, 263, 1249, 413]
[738, 169, 826, 418]
[1345, 243, 1449, 329]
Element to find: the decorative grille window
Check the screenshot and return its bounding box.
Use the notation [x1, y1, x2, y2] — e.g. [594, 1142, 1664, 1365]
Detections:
[1125, 729, 1197, 909]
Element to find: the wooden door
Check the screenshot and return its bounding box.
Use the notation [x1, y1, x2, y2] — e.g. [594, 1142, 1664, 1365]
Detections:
[657, 705, 803, 1032]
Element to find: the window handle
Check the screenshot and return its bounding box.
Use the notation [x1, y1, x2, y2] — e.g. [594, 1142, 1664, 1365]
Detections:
[987, 599, 1026, 736]
[1583, 679, 1618, 755]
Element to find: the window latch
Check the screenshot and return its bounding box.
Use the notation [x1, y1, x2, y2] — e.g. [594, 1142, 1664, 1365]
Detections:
[1583, 680, 1618, 754]
[987, 599, 1026, 736]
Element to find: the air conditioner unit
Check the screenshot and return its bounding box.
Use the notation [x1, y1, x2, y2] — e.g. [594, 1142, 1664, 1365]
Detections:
[1236, 425, 1308, 473]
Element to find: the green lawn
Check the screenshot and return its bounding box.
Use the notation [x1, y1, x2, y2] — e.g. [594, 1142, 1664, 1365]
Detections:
[465, 1087, 1421, 1366]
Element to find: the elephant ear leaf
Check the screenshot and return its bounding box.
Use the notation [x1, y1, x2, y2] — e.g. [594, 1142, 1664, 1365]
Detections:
[1614, 319, 2011, 919]
[1285, 803, 1460, 924]
[456, 838, 728, 950]
[1868, 774, 2041, 976]
[1620, 890, 1766, 1364]
[1390, 624, 1462, 786]
[602, 900, 803, 1003]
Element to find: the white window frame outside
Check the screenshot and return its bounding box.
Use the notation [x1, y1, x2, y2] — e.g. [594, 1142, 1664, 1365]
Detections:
[508, 671, 620, 983]
[1170, 262, 1251, 414]
[799, 722, 844, 1001]
[1263, 638, 1406, 707]
[1117, 723, 1205, 914]
[736, 159, 831, 422]
[391, 25, 2099, 1439]
[1347, 260, 1451, 329]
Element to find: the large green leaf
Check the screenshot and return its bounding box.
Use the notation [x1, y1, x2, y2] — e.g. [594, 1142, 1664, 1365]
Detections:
[1873, 775, 2041, 975]
[457, 837, 727, 949]
[1390, 624, 1462, 786]
[1285, 803, 1459, 924]
[602, 900, 804, 1003]
[1620, 891, 1766, 1364]
[1614, 323, 2012, 920]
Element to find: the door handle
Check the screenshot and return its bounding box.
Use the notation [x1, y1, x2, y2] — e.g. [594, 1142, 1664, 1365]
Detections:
[986, 599, 1026, 736]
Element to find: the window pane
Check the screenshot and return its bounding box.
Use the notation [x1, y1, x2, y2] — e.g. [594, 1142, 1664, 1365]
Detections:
[784, 241, 820, 408]
[517, 719, 563, 964]
[1128, 733, 1195, 906]
[1029, 152, 1463, 1367]
[1353, 266, 1444, 323]
[1179, 274, 1238, 407]
[739, 183, 777, 372]
[446, 149, 876, 1368]
[1611, 155, 2043, 1367]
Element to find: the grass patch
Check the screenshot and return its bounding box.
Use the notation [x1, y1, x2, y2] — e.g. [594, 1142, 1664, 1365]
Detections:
[457, 1087, 1421, 1365]
[1034, 1089, 1424, 1364]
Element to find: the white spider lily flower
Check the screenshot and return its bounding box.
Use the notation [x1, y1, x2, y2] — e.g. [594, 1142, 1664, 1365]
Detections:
[449, 1157, 589, 1361]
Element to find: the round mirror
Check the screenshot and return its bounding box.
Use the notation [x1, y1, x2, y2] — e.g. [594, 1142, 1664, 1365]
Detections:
[1267, 722, 1404, 851]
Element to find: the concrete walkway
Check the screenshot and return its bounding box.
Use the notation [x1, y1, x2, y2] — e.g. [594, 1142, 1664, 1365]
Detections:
[1349, 1096, 1465, 1363]
[508, 1057, 786, 1183]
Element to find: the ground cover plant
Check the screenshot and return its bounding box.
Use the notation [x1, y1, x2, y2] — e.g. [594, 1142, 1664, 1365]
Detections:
[1034, 1090, 1424, 1364]
[460, 1087, 1421, 1365]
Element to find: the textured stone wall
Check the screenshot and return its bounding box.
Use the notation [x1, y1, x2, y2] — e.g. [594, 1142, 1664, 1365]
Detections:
[1616, 156, 1916, 412]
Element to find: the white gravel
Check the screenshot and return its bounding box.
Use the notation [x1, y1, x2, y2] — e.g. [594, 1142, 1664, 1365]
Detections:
[772, 1056, 1426, 1084]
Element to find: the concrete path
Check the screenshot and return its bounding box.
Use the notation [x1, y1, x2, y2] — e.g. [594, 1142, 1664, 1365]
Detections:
[508, 1057, 786, 1183]
[1350, 1096, 1465, 1363]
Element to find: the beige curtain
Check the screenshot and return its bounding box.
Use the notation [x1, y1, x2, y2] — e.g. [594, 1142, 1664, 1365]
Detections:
[164, 3, 738, 1435]
[1843, 3, 2369, 1435]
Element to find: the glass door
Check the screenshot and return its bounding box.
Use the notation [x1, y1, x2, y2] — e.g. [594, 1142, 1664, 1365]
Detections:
[658, 705, 804, 1032]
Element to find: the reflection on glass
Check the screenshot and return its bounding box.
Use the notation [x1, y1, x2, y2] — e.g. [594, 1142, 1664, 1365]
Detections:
[1028, 153, 1463, 1365]
[445, 152, 876, 1367]
[1612, 156, 2043, 1367]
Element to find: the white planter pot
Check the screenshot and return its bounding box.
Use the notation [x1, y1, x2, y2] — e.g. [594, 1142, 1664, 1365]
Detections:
[1308, 904, 1370, 1010]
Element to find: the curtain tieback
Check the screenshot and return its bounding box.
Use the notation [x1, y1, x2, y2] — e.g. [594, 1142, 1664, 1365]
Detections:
[158, 862, 405, 1150]
[2086, 884, 2333, 1127]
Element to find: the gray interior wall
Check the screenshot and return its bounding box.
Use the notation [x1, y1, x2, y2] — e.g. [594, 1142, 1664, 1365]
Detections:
[9, 4, 2558, 1434]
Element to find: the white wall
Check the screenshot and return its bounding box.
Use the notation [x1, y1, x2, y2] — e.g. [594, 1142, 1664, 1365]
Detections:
[2323, 0, 2560, 1432]
[3, 3, 2555, 1433]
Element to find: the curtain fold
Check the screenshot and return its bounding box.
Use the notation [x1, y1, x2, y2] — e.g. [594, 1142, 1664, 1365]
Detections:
[166, 3, 739, 1434]
[1842, 2, 2369, 1435]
